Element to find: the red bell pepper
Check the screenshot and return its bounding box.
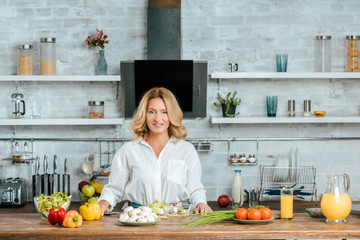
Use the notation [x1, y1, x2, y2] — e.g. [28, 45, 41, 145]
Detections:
[47, 207, 66, 225]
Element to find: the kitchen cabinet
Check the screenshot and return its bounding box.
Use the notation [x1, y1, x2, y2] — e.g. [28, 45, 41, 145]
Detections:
[0, 75, 123, 126]
[210, 72, 360, 124]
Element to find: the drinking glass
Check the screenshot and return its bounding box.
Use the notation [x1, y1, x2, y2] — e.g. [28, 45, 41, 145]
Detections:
[266, 96, 278, 117]
[281, 188, 293, 220]
[276, 54, 288, 72]
[30, 99, 41, 119]
[248, 187, 259, 208]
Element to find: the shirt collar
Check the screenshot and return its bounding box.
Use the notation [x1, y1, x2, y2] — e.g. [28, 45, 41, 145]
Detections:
[139, 137, 175, 146]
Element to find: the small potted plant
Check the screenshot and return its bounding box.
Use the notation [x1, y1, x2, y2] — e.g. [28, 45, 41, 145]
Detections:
[214, 91, 242, 117]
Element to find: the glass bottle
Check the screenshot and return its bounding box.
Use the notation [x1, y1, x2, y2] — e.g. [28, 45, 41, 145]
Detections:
[346, 35, 360, 72]
[12, 142, 20, 163]
[232, 170, 244, 208]
[40, 38, 56, 75]
[98, 50, 108, 75]
[17, 44, 33, 75]
[315, 35, 332, 72]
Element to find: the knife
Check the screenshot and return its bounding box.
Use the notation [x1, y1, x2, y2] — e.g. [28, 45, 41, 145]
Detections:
[62, 158, 70, 196]
[32, 155, 41, 197]
[52, 155, 60, 194]
[41, 155, 49, 195]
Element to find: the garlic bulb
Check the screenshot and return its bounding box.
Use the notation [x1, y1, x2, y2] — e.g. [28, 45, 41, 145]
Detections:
[137, 217, 147, 223]
[127, 215, 138, 222]
[139, 211, 149, 218]
[146, 215, 156, 222]
[123, 206, 134, 213]
[128, 208, 141, 217]
[119, 213, 129, 222]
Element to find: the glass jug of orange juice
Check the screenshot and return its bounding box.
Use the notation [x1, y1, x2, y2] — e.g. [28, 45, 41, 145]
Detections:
[320, 174, 351, 224]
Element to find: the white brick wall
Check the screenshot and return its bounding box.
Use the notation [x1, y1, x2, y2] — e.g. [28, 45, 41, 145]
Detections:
[0, 0, 359, 203]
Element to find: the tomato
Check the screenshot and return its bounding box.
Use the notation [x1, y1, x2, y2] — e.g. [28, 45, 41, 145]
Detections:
[259, 207, 272, 220]
[247, 209, 261, 220]
[235, 208, 248, 220]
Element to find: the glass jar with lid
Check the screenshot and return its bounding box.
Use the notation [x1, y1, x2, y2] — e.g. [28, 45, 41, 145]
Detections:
[17, 44, 33, 75]
[40, 37, 56, 75]
[88, 101, 104, 118]
[346, 35, 360, 72]
[315, 35, 332, 72]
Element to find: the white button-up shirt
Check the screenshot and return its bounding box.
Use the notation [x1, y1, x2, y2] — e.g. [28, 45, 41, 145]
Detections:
[98, 138, 207, 209]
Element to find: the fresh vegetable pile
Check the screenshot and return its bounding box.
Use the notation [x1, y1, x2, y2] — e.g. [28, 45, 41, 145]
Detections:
[235, 206, 273, 220]
[182, 210, 237, 227]
[147, 200, 187, 215]
[182, 205, 273, 227]
[35, 192, 71, 219]
[119, 206, 159, 223]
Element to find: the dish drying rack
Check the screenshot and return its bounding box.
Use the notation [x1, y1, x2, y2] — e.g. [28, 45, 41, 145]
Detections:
[259, 165, 317, 201]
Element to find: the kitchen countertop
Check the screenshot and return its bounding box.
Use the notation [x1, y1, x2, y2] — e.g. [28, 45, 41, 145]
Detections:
[1, 201, 360, 239]
[1, 211, 360, 239]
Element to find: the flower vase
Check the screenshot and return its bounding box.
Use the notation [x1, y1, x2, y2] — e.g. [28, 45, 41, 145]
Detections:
[98, 50, 107, 75]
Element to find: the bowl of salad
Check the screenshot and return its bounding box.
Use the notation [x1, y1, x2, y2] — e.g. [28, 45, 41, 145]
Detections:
[34, 192, 72, 220]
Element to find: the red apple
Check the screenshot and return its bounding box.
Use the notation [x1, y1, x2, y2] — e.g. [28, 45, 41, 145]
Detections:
[217, 195, 230, 208]
[78, 180, 89, 192]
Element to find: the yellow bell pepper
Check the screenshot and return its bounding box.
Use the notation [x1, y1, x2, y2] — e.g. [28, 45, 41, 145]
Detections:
[63, 210, 83, 228]
[80, 202, 102, 221]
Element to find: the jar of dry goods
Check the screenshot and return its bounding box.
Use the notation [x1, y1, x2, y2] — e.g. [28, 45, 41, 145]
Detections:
[346, 35, 360, 72]
[315, 35, 332, 72]
[40, 38, 56, 75]
[88, 101, 104, 118]
[17, 44, 33, 75]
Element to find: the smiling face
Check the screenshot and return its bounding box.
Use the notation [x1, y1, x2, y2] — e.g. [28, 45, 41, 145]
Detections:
[146, 97, 170, 138]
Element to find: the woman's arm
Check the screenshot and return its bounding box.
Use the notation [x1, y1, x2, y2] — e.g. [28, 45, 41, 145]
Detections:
[186, 144, 212, 213]
[98, 146, 129, 212]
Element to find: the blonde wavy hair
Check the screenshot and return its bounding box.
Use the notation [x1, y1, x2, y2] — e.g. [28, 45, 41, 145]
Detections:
[130, 87, 187, 142]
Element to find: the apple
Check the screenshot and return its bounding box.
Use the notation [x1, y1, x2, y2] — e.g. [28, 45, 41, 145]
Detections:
[82, 184, 95, 197]
[88, 197, 99, 203]
[93, 193, 101, 198]
[78, 180, 89, 192]
[217, 195, 230, 208]
[81, 195, 90, 203]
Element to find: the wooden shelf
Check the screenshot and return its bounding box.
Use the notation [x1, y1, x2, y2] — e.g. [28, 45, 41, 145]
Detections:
[211, 116, 360, 124]
[0, 75, 120, 82]
[0, 118, 123, 126]
[210, 72, 360, 79]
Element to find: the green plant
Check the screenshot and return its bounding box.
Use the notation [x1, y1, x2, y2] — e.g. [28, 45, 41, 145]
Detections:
[213, 91, 241, 117]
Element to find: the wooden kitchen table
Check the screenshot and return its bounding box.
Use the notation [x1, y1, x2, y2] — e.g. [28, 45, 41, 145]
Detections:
[1, 212, 360, 240]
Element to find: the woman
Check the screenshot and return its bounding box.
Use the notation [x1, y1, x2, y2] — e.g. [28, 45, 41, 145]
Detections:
[98, 87, 212, 216]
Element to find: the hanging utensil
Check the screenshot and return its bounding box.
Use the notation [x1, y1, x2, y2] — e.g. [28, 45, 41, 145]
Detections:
[82, 156, 94, 175]
[62, 158, 70, 196]
[41, 155, 49, 195]
[32, 155, 41, 197]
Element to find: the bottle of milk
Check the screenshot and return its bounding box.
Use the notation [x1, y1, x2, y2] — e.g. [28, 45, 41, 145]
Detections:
[232, 170, 244, 208]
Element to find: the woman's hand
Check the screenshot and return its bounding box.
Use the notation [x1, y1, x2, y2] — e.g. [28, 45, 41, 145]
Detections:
[195, 203, 213, 214]
[98, 200, 110, 216]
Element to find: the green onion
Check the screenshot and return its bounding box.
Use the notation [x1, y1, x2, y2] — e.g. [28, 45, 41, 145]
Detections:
[181, 210, 237, 227]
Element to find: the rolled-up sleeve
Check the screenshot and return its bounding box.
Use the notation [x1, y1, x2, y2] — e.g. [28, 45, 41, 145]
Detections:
[98, 146, 129, 210]
[186, 147, 207, 207]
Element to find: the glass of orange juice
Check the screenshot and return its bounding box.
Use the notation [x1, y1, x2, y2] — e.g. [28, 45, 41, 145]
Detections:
[281, 188, 293, 220]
